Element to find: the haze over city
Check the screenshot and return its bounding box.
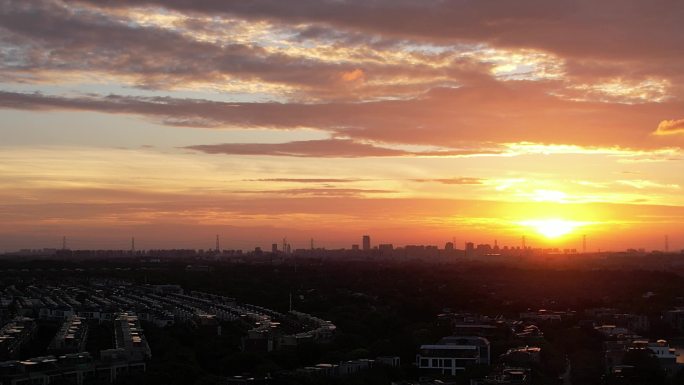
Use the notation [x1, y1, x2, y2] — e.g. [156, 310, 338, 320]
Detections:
[2, 0, 684, 252]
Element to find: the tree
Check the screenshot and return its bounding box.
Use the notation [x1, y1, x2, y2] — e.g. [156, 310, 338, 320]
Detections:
[620, 348, 665, 385]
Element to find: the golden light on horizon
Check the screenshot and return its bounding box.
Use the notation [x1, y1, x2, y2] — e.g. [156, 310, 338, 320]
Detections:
[519, 219, 585, 239]
[532, 189, 568, 203]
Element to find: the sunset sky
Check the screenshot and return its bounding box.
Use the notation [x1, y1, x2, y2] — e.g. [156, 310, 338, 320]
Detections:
[2, 0, 684, 251]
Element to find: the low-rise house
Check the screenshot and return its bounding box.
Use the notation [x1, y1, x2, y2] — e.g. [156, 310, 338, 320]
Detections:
[0, 317, 36, 360]
[48, 315, 89, 355]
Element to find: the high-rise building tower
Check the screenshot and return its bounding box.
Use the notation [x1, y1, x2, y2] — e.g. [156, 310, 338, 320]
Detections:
[665, 235, 669, 252]
[362, 235, 371, 251]
[465, 242, 475, 257]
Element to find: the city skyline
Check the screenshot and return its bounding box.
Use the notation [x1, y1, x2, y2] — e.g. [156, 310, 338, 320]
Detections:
[3, 232, 674, 255]
[2, 1, 684, 252]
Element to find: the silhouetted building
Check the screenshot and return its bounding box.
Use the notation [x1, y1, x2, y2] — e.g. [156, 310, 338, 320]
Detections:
[465, 242, 475, 257]
[500, 346, 541, 366]
[0, 352, 146, 385]
[376, 356, 400, 367]
[0, 317, 36, 360]
[379, 244, 393, 256]
[110, 313, 151, 361]
[362, 235, 371, 251]
[416, 336, 490, 376]
[48, 316, 88, 355]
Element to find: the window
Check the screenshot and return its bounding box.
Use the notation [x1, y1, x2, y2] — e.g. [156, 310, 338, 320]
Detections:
[420, 359, 429, 367]
[432, 359, 439, 367]
[443, 359, 452, 367]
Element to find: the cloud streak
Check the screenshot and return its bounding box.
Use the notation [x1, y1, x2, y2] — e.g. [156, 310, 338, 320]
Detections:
[1, 87, 682, 152]
[244, 178, 365, 183]
[183, 139, 497, 158]
[655, 119, 684, 135]
[413, 177, 485, 185]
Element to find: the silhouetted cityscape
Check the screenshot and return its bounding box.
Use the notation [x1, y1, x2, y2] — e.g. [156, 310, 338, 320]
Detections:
[3, 236, 684, 384]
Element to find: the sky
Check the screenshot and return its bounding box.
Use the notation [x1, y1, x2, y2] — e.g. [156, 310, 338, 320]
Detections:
[1, 0, 684, 252]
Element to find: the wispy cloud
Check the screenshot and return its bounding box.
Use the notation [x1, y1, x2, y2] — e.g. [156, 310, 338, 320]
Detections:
[412, 177, 484, 185]
[183, 139, 501, 158]
[654, 119, 684, 135]
[244, 178, 365, 183]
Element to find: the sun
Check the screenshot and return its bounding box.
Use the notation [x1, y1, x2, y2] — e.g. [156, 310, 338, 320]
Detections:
[520, 219, 582, 239]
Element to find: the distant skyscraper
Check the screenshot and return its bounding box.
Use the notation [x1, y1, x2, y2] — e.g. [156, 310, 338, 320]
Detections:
[445, 242, 454, 251]
[362, 235, 371, 251]
[665, 235, 669, 252]
[272, 243, 278, 253]
[465, 242, 475, 257]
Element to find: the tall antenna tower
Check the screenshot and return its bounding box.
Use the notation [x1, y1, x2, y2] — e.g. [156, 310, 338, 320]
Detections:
[283, 238, 287, 255]
[310, 238, 314, 250]
[665, 235, 669, 252]
[62, 236, 67, 250]
[131, 237, 135, 254]
[215, 234, 220, 252]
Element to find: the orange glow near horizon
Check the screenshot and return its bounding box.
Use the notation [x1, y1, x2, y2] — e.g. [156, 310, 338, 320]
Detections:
[519, 219, 587, 239]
